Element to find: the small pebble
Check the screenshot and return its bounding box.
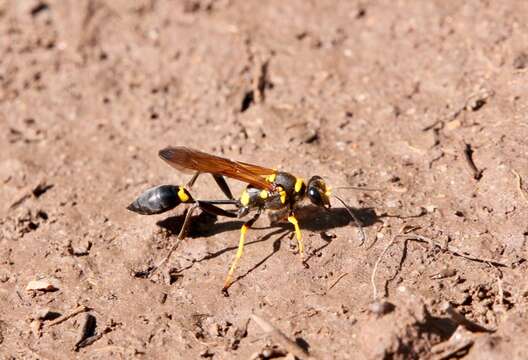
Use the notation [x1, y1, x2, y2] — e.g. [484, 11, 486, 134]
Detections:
[369, 300, 395, 316]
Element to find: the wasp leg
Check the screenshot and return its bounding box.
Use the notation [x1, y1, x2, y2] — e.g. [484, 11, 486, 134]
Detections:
[186, 172, 234, 201]
[198, 201, 238, 218]
[186, 172, 201, 188]
[149, 200, 241, 278]
[287, 214, 304, 263]
[222, 212, 261, 294]
[213, 175, 235, 200]
[148, 202, 201, 278]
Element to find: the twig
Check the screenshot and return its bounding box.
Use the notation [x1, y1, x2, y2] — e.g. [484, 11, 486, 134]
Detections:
[250, 314, 316, 360]
[422, 105, 464, 132]
[326, 273, 349, 293]
[370, 232, 509, 300]
[463, 143, 483, 180]
[405, 234, 508, 267]
[422, 119, 445, 132]
[424, 90, 492, 134]
[512, 169, 528, 204]
[428, 151, 444, 169]
[497, 275, 504, 307]
[252, 58, 269, 104]
[45, 305, 89, 328]
[285, 121, 308, 130]
[366, 222, 386, 250]
[371, 233, 399, 300]
[9, 179, 53, 209]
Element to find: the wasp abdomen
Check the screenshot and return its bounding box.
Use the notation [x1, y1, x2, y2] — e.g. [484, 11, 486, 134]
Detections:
[127, 185, 193, 215]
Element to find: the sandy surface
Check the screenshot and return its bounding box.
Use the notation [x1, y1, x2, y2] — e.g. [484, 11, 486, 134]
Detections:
[1, 1, 528, 359]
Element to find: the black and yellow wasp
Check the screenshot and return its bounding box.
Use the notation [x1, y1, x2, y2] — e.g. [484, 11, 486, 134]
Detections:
[127, 146, 361, 294]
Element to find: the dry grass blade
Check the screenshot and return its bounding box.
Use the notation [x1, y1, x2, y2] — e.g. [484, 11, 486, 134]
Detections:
[327, 272, 349, 293]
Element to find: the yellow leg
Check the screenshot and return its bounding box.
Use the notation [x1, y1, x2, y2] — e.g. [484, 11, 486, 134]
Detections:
[222, 212, 260, 293]
[223, 225, 248, 291]
[287, 215, 304, 261]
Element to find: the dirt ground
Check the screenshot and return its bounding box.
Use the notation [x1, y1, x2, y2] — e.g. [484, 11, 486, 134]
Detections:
[1, 0, 528, 359]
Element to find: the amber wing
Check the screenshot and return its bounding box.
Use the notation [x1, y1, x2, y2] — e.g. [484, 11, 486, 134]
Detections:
[159, 146, 275, 190]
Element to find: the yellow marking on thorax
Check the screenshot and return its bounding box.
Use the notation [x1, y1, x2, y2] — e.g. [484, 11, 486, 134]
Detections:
[240, 190, 250, 206]
[259, 190, 269, 199]
[265, 173, 277, 183]
[294, 178, 305, 193]
[279, 189, 287, 204]
[178, 186, 190, 202]
[325, 186, 332, 197]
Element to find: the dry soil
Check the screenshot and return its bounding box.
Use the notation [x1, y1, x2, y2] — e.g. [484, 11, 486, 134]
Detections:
[1, 1, 528, 359]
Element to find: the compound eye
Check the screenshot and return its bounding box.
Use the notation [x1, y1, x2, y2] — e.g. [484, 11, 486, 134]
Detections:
[308, 187, 324, 206]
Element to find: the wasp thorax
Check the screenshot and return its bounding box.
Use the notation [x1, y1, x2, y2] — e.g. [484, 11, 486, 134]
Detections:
[307, 176, 331, 208]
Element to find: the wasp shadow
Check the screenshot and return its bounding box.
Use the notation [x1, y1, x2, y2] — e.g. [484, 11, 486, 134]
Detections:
[156, 206, 379, 238]
[156, 210, 242, 239]
[156, 206, 379, 285]
[294, 205, 378, 231]
[170, 227, 288, 277]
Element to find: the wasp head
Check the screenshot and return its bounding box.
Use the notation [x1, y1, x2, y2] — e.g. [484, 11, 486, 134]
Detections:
[307, 176, 331, 208]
